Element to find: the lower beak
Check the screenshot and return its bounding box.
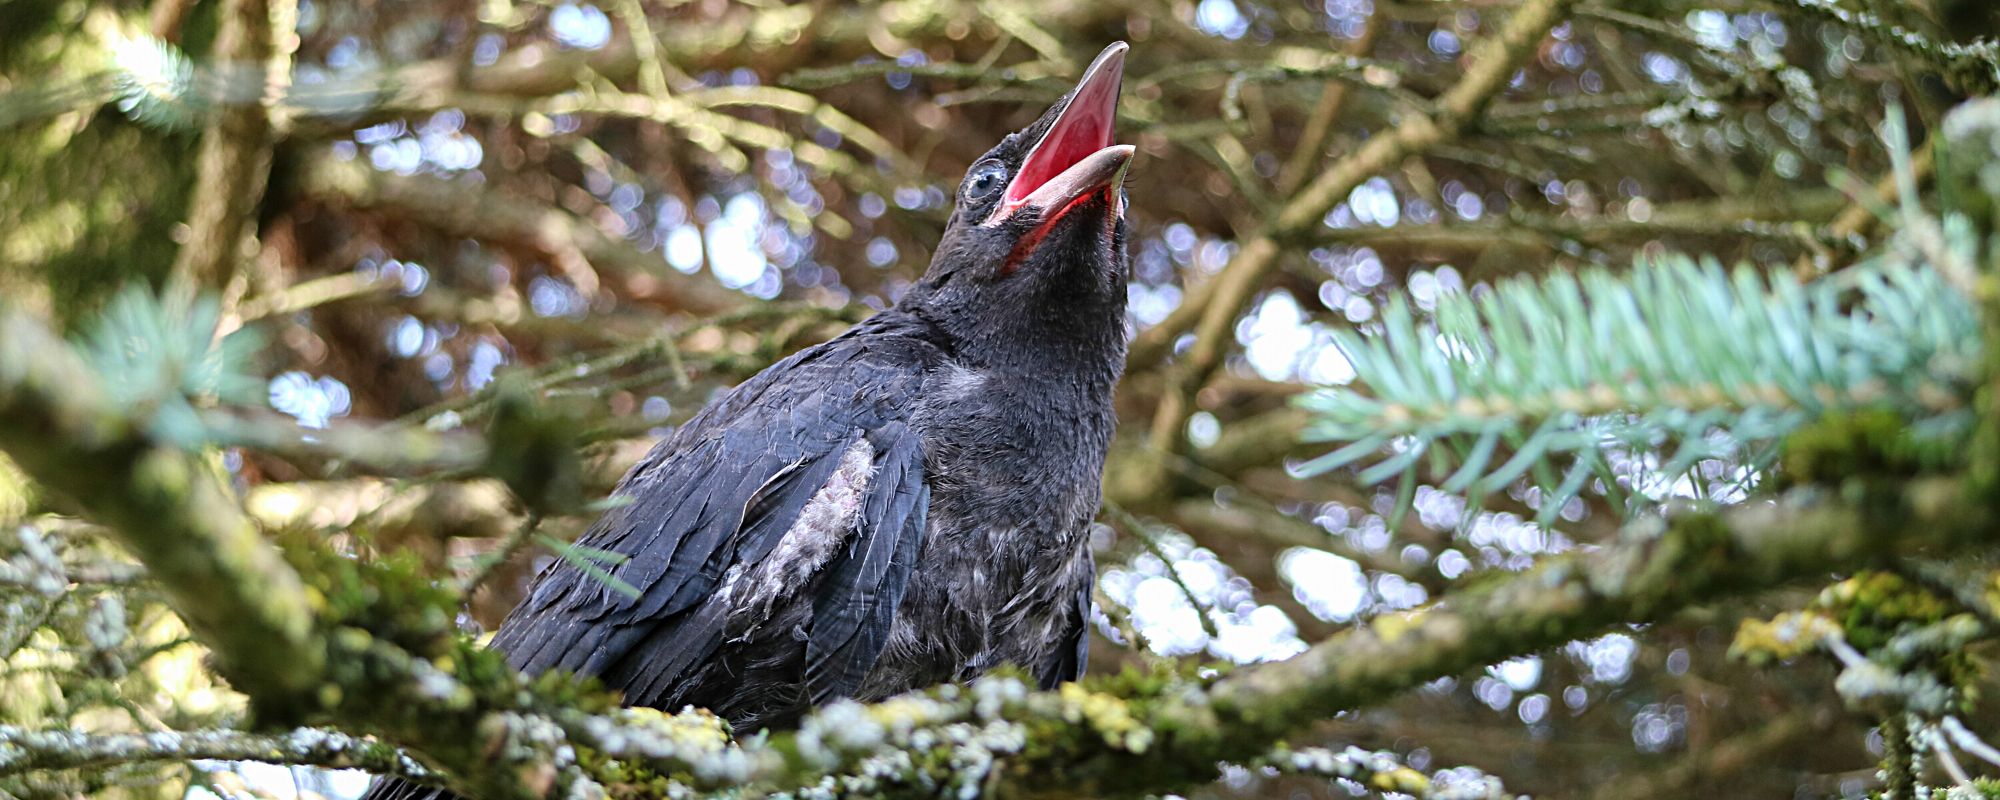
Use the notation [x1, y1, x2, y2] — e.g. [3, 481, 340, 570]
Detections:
[1012, 144, 1135, 217]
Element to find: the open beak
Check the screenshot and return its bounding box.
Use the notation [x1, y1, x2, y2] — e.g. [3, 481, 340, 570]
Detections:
[988, 42, 1133, 225]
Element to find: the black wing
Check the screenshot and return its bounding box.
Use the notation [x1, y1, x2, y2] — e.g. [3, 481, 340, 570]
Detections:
[493, 317, 945, 689]
[363, 319, 945, 800]
[1035, 556, 1094, 688]
[601, 419, 930, 710]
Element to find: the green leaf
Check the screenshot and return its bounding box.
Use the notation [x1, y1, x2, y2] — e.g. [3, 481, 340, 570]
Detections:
[582, 494, 638, 512]
[534, 533, 640, 599]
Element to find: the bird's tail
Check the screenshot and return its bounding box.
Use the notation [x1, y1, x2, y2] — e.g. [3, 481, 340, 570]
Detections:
[358, 776, 459, 800]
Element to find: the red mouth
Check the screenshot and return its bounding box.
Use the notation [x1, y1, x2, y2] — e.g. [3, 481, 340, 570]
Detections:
[998, 146, 1135, 273]
[988, 43, 1131, 226]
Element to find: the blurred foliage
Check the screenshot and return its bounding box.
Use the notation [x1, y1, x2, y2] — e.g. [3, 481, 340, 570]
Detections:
[78, 286, 266, 445]
[0, 2, 201, 322]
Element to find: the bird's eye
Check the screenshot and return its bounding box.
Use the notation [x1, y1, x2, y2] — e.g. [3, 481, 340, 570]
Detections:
[963, 162, 1008, 201]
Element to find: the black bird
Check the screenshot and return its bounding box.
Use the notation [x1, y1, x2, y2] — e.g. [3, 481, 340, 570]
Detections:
[366, 41, 1132, 798]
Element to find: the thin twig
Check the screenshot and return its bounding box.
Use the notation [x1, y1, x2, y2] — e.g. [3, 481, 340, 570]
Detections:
[611, 0, 670, 99]
[460, 512, 543, 596]
[234, 269, 400, 323]
[201, 408, 486, 477]
[0, 726, 437, 783]
[1102, 502, 1221, 641]
[1941, 716, 2000, 769]
[1275, 13, 1383, 198]
[1925, 724, 1979, 791]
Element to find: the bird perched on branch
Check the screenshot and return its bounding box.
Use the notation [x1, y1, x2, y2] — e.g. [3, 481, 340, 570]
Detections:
[366, 42, 1133, 798]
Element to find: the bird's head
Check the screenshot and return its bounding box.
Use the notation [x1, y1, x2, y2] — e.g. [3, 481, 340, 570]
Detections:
[904, 43, 1134, 373]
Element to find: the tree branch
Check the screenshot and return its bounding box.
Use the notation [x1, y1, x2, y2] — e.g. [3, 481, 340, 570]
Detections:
[3, 283, 1993, 797]
[0, 311, 326, 704]
[295, 153, 742, 315]
[715, 473, 1991, 800]
[1786, 0, 2000, 95]
[1797, 140, 1937, 278]
[0, 726, 435, 783]
[1585, 708, 1825, 800]
[169, 0, 291, 292]
[369, 1, 1133, 108]
[236, 269, 401, 322]
[1273, 16, 1385, 199]
[1263, 745, 1509, 799]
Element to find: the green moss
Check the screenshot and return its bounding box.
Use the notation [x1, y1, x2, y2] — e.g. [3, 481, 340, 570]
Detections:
[1818, 572, 1954, 650]
[1734, 571, 1987, 714]
[1665, 510, 1736, 584]
[270, 533, 673, 797]
[1083, 658, 1212, 699]
[279, 533, 457, 659]
[0, 451, 33, 522]
[1729, 610, 1839, 665]
[1780, 408, 1957, 487]
[976, 661, 1232, 795]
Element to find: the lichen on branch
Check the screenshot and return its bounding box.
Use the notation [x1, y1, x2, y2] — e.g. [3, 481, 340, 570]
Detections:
[3, 289, 1992, 797]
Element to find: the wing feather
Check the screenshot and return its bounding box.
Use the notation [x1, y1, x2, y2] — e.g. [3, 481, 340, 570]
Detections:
[488, 320, 943, 688]
[1036, 569, 1094, 688]
[804, 422, 928, 703]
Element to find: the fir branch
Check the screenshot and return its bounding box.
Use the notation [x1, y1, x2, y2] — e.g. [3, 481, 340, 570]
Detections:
[780, 60, 1035, 91]
[296, 153, 742, 315]
[0, 308, 326, 703]
[1787, 0, 2000, 95]
[201, 408, 487, 477]
[78, 286, 266, 447]
[1294, 254, 1980, 514]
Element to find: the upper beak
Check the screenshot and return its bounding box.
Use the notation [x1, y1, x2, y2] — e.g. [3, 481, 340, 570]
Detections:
[990, 42, 1132, 223]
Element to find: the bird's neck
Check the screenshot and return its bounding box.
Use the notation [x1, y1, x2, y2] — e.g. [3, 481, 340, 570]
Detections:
[923, 303, 1127, 396]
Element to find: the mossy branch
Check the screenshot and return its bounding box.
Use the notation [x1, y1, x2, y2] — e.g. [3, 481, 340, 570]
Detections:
[0, 726, 435, 783]
[0, 310, 325, 704]
[693, 471, 1993, 800]
[1189, 474, 1988, 764]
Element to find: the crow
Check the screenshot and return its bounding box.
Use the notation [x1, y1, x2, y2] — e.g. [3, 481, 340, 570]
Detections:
[364, 41, 1132, 799]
